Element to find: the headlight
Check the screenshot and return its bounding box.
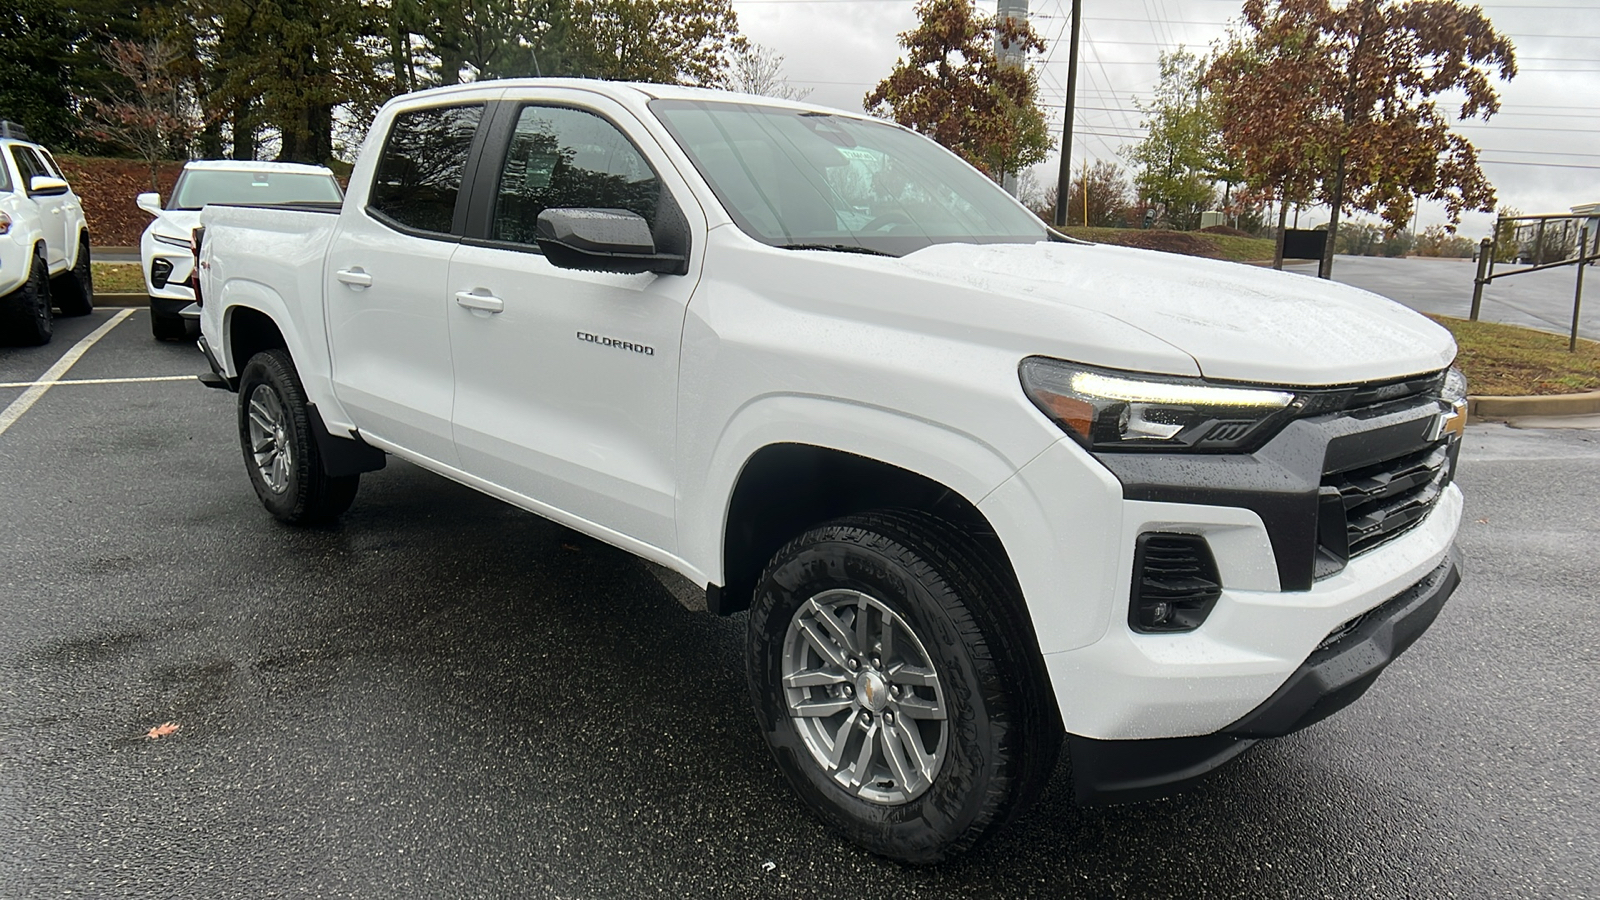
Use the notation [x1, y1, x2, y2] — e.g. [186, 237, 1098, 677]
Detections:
[153, 232, 193, 249]
[1441, 366, 1468, 407]
[1019, 357, 1299, 452]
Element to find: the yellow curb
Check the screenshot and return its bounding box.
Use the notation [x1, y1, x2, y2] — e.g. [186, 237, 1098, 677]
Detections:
[1468, 390, 1600, 420]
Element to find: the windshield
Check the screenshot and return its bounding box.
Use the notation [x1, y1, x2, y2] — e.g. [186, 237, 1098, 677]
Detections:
[650, 100, 1047, 257]
[169, 169, 343, 210]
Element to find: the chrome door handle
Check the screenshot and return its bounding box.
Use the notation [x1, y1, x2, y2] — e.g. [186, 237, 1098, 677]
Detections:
[336, 268, 373, 288]
[454, 291, 504, 313]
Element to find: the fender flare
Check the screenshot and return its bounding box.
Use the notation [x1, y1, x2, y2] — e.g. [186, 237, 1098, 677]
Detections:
[679, 393, 1044, 588]
[215, 285, 356, 431]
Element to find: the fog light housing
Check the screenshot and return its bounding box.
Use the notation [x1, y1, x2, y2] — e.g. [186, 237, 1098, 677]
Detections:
[1130, 533, 1223, 633]
[150, 257, 174, 289]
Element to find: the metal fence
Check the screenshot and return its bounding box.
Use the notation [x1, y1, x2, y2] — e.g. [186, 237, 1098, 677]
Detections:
[1472, 214, 1600, 352]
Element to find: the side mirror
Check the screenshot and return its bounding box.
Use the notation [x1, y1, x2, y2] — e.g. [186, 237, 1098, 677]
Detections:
[534, 208, 687, 276]
[28, 175, 70, 197]
[136, 192, 162, 215]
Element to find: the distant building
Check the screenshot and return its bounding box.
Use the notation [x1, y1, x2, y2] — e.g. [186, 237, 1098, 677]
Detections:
[1575, 203, 1599, 254]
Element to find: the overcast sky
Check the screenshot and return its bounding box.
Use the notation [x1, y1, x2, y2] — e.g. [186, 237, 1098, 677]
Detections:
[730, 0, 1600, 238]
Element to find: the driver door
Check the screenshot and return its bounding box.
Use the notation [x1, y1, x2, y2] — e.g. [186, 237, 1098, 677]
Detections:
[446, 96, 702, 551]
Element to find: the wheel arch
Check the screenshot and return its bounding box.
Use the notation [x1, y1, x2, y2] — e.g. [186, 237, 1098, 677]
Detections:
[714, 442, 1021, 621]
[224, 303, 292, 378]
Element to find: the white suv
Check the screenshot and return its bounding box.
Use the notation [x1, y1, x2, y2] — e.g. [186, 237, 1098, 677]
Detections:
[137, 160, 343, 340]
[0, 121, 93, 346]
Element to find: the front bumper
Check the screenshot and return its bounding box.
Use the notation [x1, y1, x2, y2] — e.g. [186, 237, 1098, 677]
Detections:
[1069, 550, 1460, 803]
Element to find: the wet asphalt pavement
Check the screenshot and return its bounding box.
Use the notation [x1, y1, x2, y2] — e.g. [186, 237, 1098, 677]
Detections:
[2, 309, 1598, 898]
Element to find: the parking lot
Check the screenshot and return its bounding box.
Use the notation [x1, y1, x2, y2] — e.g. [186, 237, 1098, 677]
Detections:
[2, 307, 1598, 898]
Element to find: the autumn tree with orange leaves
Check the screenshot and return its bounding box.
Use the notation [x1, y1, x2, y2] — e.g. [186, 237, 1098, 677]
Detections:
[864, 0, 1052, 184]
[1206, 0, 1516, 275]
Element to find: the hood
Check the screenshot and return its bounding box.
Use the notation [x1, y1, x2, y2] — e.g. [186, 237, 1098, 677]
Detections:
[145, 208, 203, 241]
[896, 241, 1456, 386]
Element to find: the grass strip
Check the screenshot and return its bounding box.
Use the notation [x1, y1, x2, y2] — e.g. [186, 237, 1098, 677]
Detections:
[1430, 315, 1600, 396]
[91, 262, 147, 294]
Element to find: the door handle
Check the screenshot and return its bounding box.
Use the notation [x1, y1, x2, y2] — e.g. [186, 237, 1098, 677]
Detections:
[454, 290, 504, 314]
[336, 268, 373, 288]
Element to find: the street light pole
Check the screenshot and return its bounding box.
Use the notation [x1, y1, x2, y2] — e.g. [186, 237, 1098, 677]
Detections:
[1053, 0, 1082, 228]
[996, 0, 1029, 196]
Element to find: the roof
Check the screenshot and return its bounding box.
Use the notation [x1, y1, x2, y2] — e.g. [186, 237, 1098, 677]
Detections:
[1573, 202, 1600, 217]
[385, 77, 871, 121]
[181, 160, 336, 176]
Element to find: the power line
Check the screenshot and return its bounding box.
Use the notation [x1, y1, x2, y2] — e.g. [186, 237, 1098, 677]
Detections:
[1481, 159, 1600, 169]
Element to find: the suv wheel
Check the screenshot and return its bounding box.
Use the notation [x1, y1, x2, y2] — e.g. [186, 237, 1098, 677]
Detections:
[747, 510, 1061, 864]
[2, 248, 53, 346]
[151, 309, 189, 341]
[237, 349, 359, 524]
[53, 233, 94, 317]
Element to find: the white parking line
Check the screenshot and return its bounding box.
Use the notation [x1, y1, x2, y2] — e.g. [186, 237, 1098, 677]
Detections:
[0, 374, 194, 389]
[0, 309, 136, 438]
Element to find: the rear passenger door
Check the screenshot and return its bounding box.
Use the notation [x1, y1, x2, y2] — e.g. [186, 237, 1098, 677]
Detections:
[326, 101, 487, 466]
[445, 93, 703, 552]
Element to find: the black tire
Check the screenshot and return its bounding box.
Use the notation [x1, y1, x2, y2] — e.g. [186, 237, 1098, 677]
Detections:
[1, 248, 53, 346]
[150, 309, 188, 341]
[52, 233, 94, 317]
[236, 349, 359, 524]
[747, 510, 1061, 864]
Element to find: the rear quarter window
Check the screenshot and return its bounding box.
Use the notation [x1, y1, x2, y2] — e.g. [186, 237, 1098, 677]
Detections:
[368, 104, 484, 236]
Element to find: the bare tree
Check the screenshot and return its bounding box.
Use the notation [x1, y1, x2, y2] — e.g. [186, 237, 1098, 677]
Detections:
[80, 39, 206, 189]
[723, 43, 811, 100]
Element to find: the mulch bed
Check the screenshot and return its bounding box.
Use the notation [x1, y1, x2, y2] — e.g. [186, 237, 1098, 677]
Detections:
[56, 156, 185, 246]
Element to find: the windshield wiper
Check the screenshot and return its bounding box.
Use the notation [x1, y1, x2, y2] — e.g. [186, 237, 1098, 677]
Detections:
[776, 243, 896, 257]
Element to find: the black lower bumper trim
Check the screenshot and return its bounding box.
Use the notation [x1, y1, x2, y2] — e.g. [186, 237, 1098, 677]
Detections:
[1224, 551, 1460, 738]
[1071, 550, 1461, 805]
[1070, 732, 1256, 805]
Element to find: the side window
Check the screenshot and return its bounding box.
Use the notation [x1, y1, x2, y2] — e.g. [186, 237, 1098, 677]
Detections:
[10, 146, 46, 185]
[368, 103, 484, 236]
[38, 148, 64, 179]
[491, 106, 660, 247]
[0, 152, 11, 193]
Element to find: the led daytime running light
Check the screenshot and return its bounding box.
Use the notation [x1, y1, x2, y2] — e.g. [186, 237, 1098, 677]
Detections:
[1070, 371, 1295, 409]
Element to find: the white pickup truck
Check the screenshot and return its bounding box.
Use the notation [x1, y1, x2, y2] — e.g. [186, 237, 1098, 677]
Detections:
[196, 80, 1466, 863]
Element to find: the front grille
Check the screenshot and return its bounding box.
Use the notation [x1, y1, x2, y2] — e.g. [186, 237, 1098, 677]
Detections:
[1316, 440, 1451, 577]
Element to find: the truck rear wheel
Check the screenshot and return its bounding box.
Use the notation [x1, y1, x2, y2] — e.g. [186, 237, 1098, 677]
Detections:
[237, 349, 359, 524]
[746, 510, 1060, 864]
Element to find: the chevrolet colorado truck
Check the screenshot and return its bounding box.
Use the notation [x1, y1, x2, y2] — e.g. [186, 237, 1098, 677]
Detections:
[195, 81, 1466, 863]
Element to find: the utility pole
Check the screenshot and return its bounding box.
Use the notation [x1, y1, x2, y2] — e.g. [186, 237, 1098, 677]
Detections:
[1053, 0, 1081, 228]
[996, 0, 1029, 196]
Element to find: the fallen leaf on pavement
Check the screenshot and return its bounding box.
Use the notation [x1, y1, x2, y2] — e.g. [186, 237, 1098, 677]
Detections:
[145, 722, 180, 740]
[1475, 517, 1489, 524]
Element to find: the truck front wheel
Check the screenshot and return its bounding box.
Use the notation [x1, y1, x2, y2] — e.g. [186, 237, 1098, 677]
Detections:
[237, 349, 358, 524]
[746, 510, 1060, 864]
